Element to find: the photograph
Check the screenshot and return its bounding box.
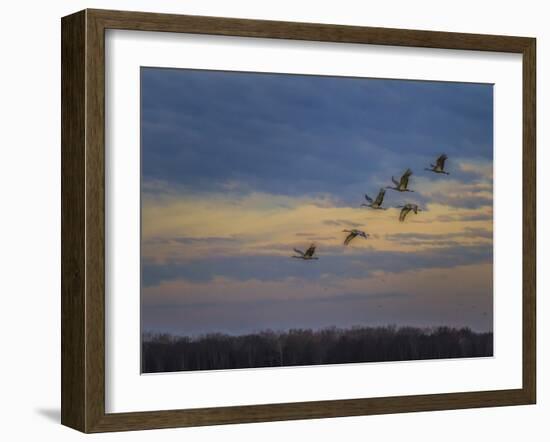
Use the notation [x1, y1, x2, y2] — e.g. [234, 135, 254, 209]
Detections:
[140, 67, 494, 373]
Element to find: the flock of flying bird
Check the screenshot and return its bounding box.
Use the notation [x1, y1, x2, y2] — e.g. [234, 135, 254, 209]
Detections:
[292, 154, 450, 260]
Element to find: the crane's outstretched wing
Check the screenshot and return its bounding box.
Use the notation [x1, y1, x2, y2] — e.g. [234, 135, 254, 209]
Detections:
[344, 232, 356, 245]
[391, 176, 399, 186]
[399, 206, 411, 222]
[400, 168, 412, 188]
[304, 245, 316, 258]
[374, 188, 385, 206]
[364, 194, 373, 203]
[293, 248, 304, 256]
[436, 154, 448, 170]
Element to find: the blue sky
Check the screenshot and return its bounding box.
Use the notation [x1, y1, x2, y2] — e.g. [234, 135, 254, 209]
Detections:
[141, 67, 494, 335]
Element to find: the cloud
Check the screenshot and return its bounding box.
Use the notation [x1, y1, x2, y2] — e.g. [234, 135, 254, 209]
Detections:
[463, 227, 493, 239]
[141, 186, 493, 270]
[435, 212, 493, 222]
[142, 242, 492, 287]
[385, 227, 492, 247]
[322, 219, 362, 227]
[142, 263, 493, 335]
[144, 262, 492, 307]
[146, 236, 238, 245]
[295, 233, 337, 241]
[429, 192, 492, 209]
[141, 68, 493, 202]
[412, 172, 493, 210]
[458, 160, 493, 181]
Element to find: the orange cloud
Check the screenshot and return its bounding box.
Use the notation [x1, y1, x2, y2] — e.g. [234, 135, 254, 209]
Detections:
[142, 189, 492, 264]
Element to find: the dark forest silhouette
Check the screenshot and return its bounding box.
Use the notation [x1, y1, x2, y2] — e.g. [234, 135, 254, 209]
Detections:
[142, 325, 493, 373]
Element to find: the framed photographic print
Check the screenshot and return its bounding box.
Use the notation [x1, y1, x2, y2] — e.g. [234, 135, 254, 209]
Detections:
[61, 9, 536, 433]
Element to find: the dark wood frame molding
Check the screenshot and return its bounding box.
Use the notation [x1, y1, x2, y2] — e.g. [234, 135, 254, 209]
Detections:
[61, 8, 536, 433]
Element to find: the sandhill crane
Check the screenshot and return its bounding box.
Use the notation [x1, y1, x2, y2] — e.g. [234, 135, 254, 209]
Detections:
[361, 188, 387, 210]
[396, 203, 422, 222]
[342, 229, 369, 245]
[387, 168, 414, 192]
[425, 154, 450, 175]
[292, 244, 319, 260]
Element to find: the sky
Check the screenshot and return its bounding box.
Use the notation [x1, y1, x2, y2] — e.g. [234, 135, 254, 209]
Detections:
[140, 67, 494, 336]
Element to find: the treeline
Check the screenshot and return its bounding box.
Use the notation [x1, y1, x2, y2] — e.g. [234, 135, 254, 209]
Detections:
[142, 325, 493, 373]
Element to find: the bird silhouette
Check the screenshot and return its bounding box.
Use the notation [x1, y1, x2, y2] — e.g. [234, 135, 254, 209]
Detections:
[342, 229, 369, 245]
[292, 244, 319, 260]
[425, 154, 450, 175]
[396, 203, 422, 222]
[361, 188, 387, 209]
[387, 168, 414, 192]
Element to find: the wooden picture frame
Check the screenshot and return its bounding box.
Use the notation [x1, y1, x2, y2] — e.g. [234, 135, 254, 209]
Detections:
[61, 8, 536, 433]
